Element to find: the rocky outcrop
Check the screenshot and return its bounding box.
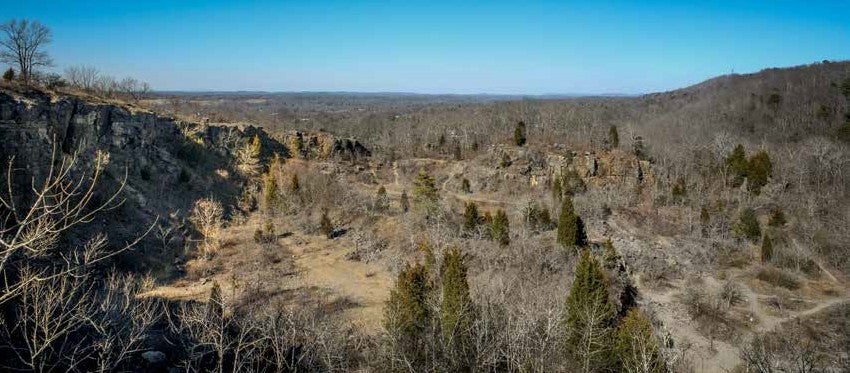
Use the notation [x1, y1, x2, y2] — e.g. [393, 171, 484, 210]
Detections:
[276, 130, 370, 161]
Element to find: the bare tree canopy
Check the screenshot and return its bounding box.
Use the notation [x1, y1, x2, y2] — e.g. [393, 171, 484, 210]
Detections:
[0, 19, 53, 82]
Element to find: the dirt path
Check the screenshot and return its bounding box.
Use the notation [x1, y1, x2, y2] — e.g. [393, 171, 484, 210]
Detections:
[282, 232, 393, 332]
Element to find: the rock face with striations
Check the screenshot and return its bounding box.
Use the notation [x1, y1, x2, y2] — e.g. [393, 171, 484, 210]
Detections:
[0, 88, 332, 272]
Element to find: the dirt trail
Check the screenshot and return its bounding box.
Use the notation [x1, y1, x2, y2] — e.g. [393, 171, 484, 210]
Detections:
[282, 232, 393, 332]
[605, 213, 848, 372]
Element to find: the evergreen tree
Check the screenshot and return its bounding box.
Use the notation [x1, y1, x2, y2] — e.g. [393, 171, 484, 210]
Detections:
[261, 171, 279, 213]
[746, 150, 773, 194]
[490, 209, 510, 246]
[615, 309, 664, 373]
[400, 190, 410, 213]
[462, 202, 481, 234]
[383, 263, 431, 368]
[374, 185, 389, 211]
[761, 234, 773, 263]
[733, 208, 761, 242]
[440, 247, 474, 370]
[514, 121, 527, 146]
[461, 178, 471, 194]
[557, 196, 580, 249]
[602, 239, 620, 269]
[726, 144, 748, 187]
[2, 68, 13, 82]
[412, 169, 439, 207]
[671, 177, 687, 202]
[453, 143, 462, 161]
[564, 250, 616, 372]
[609, 125, 619, 149]
[290, 174, 300, 193]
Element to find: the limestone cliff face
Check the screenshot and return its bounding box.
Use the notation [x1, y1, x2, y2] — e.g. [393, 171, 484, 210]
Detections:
[0, 88, 370, 272]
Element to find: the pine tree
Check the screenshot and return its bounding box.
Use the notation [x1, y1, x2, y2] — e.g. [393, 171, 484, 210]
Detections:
[564, 250, 616, 372]
[761, 234, 773, 263]
[374, 185, 389, 211]
[383, 263, 431, 367]
[615, 309, 663, 373]
[412, 169, 439, 207]
[733, 208, 761, 242]
[602, 239, 620, 269]
[746, 150, 772, 194]
[557, 196, 580, 249]
[290, 174, 300, 193]
[490, 209, 510, 246]
[2, 68, 13, 82]
[726, 144, 748, 187]
[609, 125, 619, 149]
[461, 178, 471, 194]
[462, 202, 481, 234]
[400, 190, 410, 213]
[514, 121, 527, 146]
[453, 143, 462, 161]
[261, 170, 279, 213]
[440, 247, 473, 370]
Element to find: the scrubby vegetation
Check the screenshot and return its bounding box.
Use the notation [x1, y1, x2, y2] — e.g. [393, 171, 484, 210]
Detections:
[1, 18, 849, 370]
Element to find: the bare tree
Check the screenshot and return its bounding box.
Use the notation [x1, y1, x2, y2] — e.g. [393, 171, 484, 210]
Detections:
[64, 65, 100, 91]
[0, 19, 52, 82]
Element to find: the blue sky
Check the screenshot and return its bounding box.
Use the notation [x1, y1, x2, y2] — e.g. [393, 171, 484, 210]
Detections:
[3, 0, 848, 94]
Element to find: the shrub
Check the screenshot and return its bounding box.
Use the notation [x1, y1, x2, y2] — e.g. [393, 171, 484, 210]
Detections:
[733, 208, 761, 242]
[523, 200, 553, 232]
[761, 235, 773, 263]
[499, 153, 512, 168]
[190, 198, 224, 260]
[3, 68, 14, 81]
[756, 267, 800, 290]
[514, 121, 527, 146]
[400, 190, 410, 213]
[551, 177, 563, 201]
[671, 177, 687, 201]
[490, 209, 510, 246]
[718, 281, 744, 309]
[320, 210, 333, 238]
[768, 208, 786, 227]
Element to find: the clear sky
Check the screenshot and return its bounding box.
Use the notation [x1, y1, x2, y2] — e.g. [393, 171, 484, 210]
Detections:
[3, 0, 848, 94]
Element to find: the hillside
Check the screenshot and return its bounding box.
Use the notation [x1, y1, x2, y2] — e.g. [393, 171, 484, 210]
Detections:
[0, 62, 848, 372]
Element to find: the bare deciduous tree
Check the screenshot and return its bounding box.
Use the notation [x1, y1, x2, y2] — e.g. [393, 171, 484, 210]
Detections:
[0, 19, 52, 82]
[64, 65, 100, 91]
